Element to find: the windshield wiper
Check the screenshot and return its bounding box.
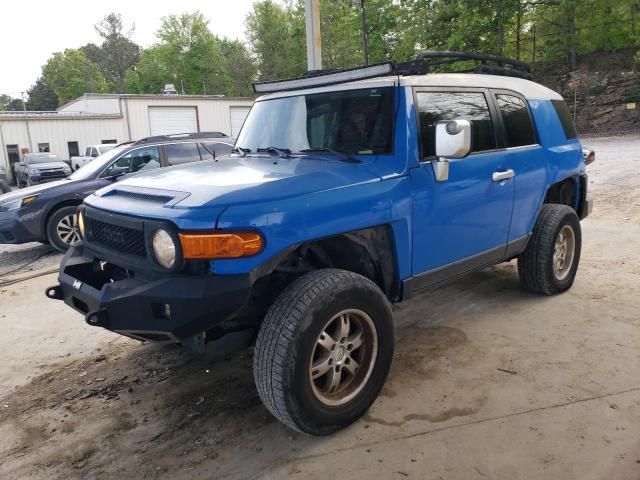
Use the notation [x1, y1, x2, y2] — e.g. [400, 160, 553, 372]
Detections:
[232, 146, 251, 157]
[299, 148, 361, 164]
[256, 147, 292, 159]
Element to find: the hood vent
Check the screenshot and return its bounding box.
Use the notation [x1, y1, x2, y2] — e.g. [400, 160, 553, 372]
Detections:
[99, 185, 190, 207]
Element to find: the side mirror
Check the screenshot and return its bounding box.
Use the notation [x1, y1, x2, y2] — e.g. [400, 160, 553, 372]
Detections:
[432, 120, 471, 182]
[582, 148, 595, 166]
[435, 120, 471, 159]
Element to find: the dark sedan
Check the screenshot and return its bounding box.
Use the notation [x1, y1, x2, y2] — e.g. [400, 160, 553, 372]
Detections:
[0, 134, 234, 251]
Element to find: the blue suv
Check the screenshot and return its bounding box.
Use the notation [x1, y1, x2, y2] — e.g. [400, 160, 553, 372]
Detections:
[47, 53, 592, 435]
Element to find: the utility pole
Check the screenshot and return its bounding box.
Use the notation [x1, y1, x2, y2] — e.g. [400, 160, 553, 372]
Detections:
[21, 92, 34, 153]
[305, 0, 322, 71]
[354, 0, 369, 65]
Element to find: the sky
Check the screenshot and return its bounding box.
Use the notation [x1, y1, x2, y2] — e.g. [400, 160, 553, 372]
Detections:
[0, 0, 263, 97]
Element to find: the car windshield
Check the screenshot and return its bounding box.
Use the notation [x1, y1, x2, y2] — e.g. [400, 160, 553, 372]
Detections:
[235, 87, 394, 156]
[26, 154, 60, 164]
[68, 145, 128, 180]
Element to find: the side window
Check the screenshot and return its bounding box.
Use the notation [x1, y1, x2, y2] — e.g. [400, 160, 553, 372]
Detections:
[416, 91, 496, 159]
[164, 143, 202, 166]
[101, 146, 160, 177]
[90, 147, 98, 157]
[551, 99, 578, 139]
[85, 147, 91, 156]
[496, 94, 536, 147]
[200, 142, 233, 159]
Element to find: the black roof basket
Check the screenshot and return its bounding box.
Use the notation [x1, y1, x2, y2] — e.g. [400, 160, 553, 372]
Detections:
[132, 131, 229, 146]
[396, 51, 532, 80]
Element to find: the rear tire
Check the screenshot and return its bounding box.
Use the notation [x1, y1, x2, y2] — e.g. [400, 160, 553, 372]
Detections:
[46, 206, 81, 252]
[518, 204, 581, 295]
[253, 269, 394, 435]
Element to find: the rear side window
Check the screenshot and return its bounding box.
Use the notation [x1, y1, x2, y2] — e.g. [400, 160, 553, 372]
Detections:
[164, 142, 202, 166]
[416, 91, 496, 159]
[495, 94, 537, 147]
[552, 100, 577, 139]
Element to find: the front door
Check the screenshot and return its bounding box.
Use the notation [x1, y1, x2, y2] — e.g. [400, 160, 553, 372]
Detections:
[410, 89, 515, 285]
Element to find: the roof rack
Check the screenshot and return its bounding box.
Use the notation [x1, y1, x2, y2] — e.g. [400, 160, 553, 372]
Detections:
[252, 51, 532, 93]
[396, 51, 532, 80]
[132, 131, 229, 146]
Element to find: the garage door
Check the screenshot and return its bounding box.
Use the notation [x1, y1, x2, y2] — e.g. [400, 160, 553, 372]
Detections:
[148, 107, 198, 136]
[230, 106, 251, 137]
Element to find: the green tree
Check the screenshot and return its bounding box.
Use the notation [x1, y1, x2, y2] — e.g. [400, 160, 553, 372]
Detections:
[80, 13, 141, 93]
[246, 1, 306, 80]
[0, 95, 25, 111]
[0, 94, 11, 111]
[219, 39, 258, 96]
[127, 12, 230, 95]
[26, 77, 59, 111]
[42, 49, 109, 104]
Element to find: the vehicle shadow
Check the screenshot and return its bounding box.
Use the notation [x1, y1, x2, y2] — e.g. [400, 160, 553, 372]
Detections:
[0, 261, 539, 479]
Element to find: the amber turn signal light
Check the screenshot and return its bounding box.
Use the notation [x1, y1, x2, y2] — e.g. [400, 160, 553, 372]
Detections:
[179, 231, 263, 259]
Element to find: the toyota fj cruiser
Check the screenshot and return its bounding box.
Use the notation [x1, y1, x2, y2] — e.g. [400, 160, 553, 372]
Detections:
[47, 52, 592, 435]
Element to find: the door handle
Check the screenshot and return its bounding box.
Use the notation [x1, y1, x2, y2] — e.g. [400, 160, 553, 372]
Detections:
[492, 169, 515, 182]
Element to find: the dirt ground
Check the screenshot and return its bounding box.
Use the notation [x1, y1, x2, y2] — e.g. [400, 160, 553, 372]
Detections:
[0, 135, 639, 480]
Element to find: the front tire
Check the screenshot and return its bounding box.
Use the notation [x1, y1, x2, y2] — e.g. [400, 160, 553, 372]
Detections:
[46, 206, 81, 252]
[253, 269, 394, 435]
[518, 204, 582, 295]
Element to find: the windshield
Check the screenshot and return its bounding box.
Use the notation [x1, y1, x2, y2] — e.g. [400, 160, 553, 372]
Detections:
[236, 87, 393, 155]
[26, 154, 60, 164]
[68, 145, 128, 180]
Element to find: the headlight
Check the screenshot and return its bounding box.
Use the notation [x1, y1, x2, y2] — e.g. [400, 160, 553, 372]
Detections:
[29, 168, 40, 175]
[0, 194, 39, 212]
[77, 210, 85, 238]
[152, 229, 177, 269]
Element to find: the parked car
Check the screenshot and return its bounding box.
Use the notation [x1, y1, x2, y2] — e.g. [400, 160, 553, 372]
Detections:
[0, 134, 234, 251]
[48, 52, 592, 435]
[70, 144, 116, 171]
[15, 153, 71, 188]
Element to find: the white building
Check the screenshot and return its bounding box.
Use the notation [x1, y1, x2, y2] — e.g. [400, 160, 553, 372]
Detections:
[0, 93, 253, 178]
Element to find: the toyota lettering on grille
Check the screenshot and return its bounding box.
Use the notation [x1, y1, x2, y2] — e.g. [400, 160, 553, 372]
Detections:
[102, 228, 127, 248]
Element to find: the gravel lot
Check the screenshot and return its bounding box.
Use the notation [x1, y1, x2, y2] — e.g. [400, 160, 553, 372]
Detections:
[0, 135, 639, 480]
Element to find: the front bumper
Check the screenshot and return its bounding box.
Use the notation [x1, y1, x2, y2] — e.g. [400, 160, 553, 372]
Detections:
[47, 244, 254, 342]
[0, 210, 42, 243]
[30, 175, 67, 184]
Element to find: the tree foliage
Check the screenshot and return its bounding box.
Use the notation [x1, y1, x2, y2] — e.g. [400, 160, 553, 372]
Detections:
[126, 12, 255, 96]
[0, 95, 25, 111]
[80, 13, 141, 93]
[22, 2, 640, 109]
[26, 77, 59, 111]
[42, 49, 109, 104]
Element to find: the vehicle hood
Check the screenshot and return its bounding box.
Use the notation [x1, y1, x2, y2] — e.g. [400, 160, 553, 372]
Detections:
[93, 156, 383, 209]
[28, 162, 68, 170]
[0, 179, 69, 202]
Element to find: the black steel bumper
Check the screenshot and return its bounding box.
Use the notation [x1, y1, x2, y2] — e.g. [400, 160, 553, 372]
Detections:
[46, 245, 254, 342]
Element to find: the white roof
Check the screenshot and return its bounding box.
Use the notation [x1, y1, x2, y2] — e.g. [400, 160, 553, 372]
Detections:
[257, 73, 562, 102]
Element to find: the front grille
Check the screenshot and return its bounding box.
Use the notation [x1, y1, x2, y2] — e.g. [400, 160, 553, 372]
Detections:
[41, 170, 65, 178]
[87, 218, 147, 257]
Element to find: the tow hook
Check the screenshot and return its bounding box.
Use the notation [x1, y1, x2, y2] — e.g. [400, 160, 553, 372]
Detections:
[45, 285, 64, 300]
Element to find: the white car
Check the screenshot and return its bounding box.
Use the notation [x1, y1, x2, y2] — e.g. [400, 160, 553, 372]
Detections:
[70, 144, 116, 171]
